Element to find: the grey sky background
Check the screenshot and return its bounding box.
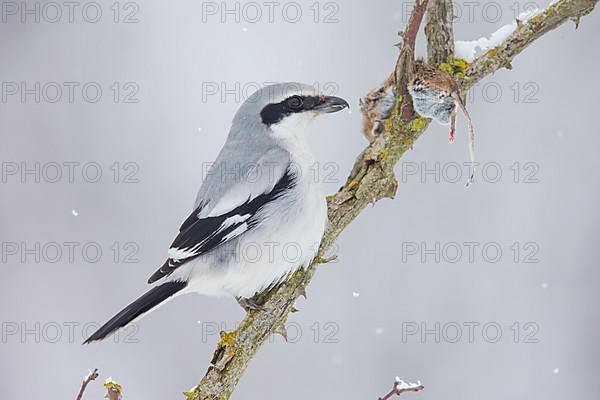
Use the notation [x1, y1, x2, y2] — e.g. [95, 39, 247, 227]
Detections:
[1, 1, 599, 399]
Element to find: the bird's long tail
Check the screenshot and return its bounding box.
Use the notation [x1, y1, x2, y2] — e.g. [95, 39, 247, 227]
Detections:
[83, 281, 187, 344]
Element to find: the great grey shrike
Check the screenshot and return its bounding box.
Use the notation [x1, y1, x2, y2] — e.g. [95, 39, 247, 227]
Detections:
[84, 82, 349, 343]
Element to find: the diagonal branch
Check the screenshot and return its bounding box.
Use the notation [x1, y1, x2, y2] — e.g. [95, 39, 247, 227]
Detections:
[187, 1, 598, 399]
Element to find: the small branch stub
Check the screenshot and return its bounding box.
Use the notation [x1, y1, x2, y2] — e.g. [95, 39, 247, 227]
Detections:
[378, 377, 425, 400]
[75, 368, 99, 400]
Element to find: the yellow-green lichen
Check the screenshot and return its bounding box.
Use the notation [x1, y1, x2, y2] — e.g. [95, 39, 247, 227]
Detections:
[384, 116, 394, 132]
[287, 269, 305, 286]
[103, 381, 122, 393]
[528, 1, 559, 26]
[406, 116, 428, 133]
[438, 57, 471, 79]
[377, 149, 391, 161]
[218, 330, 237, 348]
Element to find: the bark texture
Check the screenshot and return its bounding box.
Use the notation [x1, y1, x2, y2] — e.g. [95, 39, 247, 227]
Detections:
[187, 1, 599, 398]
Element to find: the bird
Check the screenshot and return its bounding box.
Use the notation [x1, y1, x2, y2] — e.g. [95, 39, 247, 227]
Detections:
[84, 82, 349, 343]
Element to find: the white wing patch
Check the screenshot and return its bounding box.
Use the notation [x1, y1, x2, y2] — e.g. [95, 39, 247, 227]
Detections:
[220, 213, 251, 228]
[223, 223, 248, 242]
[167, 213, 251, 262]
[148, 164, 297, 284]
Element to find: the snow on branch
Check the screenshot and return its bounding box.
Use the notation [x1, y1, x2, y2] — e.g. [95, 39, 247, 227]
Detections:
[461, 0, 598, 91]
[455, 3, 550, 62]
[378, 377, 425, 400]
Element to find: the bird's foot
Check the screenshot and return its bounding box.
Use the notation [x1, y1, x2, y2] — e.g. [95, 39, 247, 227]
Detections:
[236, 296, 262, 312]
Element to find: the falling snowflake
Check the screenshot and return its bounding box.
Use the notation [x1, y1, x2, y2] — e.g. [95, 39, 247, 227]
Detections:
[242, 27, 248, 32]
[352, 292, 360, 297]
[541, 282, 549, 289]
[553, 368, 560, 374]
[71, 209, 78, 217]
[375, 327, 383, 334]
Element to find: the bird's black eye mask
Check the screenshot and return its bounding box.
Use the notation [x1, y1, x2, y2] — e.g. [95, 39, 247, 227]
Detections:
[260, 95, 322, 125]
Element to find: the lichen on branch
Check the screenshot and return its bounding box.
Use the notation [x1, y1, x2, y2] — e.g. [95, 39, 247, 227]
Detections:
[187, 1, 598, 399]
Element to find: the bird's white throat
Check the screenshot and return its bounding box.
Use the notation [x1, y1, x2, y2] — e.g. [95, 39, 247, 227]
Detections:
[269, 112, 317, 160]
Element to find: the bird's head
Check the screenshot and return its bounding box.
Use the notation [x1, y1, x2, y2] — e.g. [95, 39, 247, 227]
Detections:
[233, 82, 349, 138]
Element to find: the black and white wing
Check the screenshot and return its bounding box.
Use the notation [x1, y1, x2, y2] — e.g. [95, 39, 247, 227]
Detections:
[147, 164, 296, 284]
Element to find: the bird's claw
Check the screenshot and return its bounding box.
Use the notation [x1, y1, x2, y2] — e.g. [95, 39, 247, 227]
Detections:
[236, 296, 262, 312]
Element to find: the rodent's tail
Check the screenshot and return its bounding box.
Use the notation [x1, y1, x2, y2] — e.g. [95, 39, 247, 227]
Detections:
[452, 91, 476, 186]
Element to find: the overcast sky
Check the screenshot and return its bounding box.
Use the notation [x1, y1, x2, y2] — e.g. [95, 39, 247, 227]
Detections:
[1, 1, 599, 399]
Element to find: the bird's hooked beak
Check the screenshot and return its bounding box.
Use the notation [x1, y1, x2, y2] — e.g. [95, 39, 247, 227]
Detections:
[314, 96, 350, 114]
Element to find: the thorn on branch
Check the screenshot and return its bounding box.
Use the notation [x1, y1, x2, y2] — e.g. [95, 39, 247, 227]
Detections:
[273, 323, 288, 342]
[384, 178, 399, 199]
[315, 255, 338, 264]
[378, 377, 424, 400]
[298, 287, 308, 299]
